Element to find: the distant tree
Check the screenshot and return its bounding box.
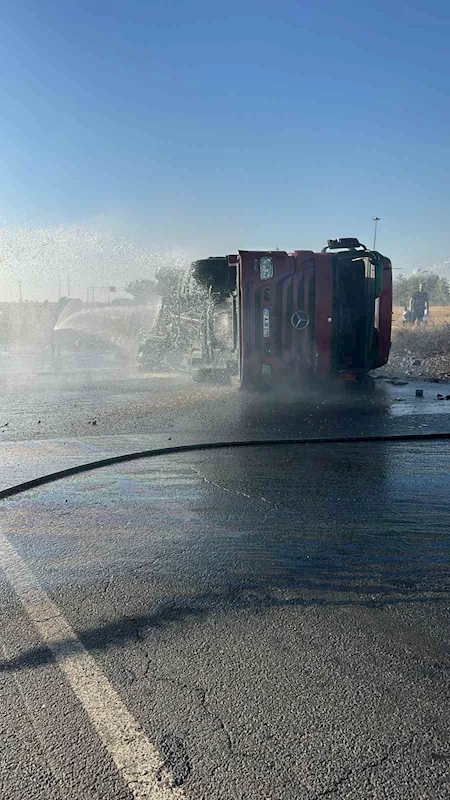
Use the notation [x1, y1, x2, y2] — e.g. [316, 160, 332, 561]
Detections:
[57, 296, 70, 310]
[111, 297, 135, 306]
[125, 279, 156, 303]
[393, 270, 450, 306]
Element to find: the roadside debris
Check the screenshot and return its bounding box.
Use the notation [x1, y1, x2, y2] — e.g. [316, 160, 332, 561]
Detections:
[388, 378, 408, 386]
[415, 389, 424, 397]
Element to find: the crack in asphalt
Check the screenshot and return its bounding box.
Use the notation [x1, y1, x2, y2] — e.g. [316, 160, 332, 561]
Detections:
[188, 463, 292, 524]
[201, 692, 234, 755]
[156, 734, 191, 788]
[149, 676, 234, 755]
[189, 465, 271, 506]
[77, 571, 114, 608]
[311, 734, 418, 798]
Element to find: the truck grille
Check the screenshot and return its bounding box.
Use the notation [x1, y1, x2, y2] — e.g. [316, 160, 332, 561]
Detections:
[273, 268, 315, 365]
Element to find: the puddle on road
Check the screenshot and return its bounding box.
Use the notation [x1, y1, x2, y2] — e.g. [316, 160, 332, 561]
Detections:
[2, 439, 450, 611]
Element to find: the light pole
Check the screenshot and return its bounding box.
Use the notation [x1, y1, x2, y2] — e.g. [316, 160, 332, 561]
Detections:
[372, 217, 380, 250]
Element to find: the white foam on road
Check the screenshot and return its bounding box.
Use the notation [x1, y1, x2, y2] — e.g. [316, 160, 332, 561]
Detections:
[0, 532, 185, 800]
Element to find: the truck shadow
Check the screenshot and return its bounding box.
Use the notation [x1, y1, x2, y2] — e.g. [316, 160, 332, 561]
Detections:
[0, 573, 449, 674]
[234, 378, 393, 439]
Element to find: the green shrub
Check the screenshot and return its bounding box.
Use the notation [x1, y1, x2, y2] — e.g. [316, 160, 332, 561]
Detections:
[393, 271, 450, 306]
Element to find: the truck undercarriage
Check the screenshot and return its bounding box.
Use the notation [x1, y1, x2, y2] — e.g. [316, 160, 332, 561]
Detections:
[137, 258, 238, 381]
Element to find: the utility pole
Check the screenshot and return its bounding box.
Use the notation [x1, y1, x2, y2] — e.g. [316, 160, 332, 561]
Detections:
[372, 217, 380, 250]
[67, 273, 71, 298]
[58, 276, 61, 301]
[18, 280, 23, 303]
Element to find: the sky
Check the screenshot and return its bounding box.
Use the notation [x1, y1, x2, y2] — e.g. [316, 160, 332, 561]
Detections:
[1, 0, 450, 300]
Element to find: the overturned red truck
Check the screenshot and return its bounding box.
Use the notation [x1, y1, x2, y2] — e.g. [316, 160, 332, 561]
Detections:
[138, 238, 392, 386]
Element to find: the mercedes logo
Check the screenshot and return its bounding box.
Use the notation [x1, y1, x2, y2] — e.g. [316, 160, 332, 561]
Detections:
[291, 310, 308, 330]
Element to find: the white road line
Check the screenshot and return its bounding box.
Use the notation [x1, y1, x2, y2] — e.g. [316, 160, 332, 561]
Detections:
[0, 532, 185, 800]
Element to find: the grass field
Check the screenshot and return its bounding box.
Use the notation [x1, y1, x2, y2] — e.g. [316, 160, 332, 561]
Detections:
[392, 304, 450, 328]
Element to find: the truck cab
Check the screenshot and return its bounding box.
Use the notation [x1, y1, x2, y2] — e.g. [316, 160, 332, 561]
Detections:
[235, 238, 392, 387]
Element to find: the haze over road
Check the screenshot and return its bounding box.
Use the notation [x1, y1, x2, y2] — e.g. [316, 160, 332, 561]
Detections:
[0, 362, 449, 799]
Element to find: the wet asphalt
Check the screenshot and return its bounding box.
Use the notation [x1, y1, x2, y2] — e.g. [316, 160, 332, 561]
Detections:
[0, 361, 450, 798]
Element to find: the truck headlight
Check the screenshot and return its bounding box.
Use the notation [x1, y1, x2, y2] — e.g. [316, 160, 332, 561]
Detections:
[259, 256, 273, 280]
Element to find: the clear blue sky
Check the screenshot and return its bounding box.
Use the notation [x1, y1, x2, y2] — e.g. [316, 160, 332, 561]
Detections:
[1, 0, 450, 299]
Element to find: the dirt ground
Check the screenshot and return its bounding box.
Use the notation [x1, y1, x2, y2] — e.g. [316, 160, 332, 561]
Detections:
[387, 305, 450, 381]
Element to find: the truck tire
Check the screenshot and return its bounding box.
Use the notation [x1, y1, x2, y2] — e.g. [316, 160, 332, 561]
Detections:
[136, 337, 166, 372]
[192, 366, 231, 385]
[191, 257, 235, 296]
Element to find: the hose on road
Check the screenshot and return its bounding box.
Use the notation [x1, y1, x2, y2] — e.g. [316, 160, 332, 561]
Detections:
[1, 431, 450, 500]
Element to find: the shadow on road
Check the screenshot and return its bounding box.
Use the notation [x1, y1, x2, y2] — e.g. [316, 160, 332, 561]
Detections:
[2, 572, 449, 673]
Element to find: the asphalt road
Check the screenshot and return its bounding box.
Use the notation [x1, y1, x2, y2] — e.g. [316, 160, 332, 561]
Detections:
[0, 360, 450, 798]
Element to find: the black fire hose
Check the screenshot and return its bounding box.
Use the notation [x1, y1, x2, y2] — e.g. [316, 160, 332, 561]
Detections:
[1, 431, 450, 501]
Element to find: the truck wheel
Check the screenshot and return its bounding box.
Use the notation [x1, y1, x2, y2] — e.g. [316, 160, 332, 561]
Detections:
[191, 257, 235, 296]
[192, 367, 231, 385]
[137, 337, 165, 372]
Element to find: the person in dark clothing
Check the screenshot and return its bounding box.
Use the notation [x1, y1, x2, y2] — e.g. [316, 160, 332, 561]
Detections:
[410, 284, 429, 323]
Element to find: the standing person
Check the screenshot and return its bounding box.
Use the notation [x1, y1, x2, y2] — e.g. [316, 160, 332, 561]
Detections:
[410, 283, 429, 324]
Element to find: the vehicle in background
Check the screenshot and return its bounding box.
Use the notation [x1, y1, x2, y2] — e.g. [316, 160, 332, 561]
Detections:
[138, 238, 392, 387]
